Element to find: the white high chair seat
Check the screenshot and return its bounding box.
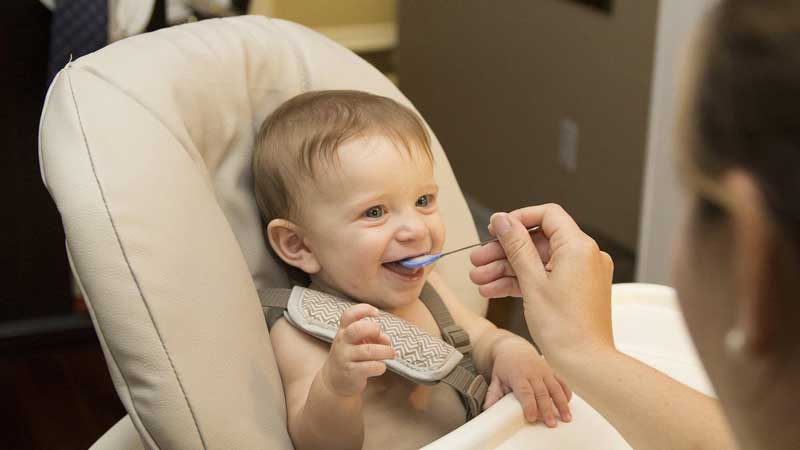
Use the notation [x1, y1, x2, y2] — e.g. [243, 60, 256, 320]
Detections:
[39, 16, 484, 450]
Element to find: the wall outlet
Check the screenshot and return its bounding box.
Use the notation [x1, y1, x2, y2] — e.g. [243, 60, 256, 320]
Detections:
[559, 118, 579, 172]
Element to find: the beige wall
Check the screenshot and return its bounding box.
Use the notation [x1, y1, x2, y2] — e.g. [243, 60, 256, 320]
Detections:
[250, 0, 395, 27]
[399, 0, 658, 249]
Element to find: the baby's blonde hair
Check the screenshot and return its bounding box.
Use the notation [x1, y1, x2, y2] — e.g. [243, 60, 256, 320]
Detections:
[253, 90, 433, 221]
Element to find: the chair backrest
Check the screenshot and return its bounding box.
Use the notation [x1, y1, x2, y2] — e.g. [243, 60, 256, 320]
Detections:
[39, 16, 484, 450]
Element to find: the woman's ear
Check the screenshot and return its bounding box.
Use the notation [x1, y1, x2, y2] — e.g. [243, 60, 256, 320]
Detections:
[722, 170, 779, 355]
[267, 219, 321, 275]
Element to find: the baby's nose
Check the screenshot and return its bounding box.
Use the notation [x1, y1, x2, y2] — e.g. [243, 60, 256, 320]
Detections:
[395, 214, 428, 242]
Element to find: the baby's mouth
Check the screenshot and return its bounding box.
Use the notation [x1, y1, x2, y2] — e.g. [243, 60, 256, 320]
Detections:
[382, 260, 424, 278]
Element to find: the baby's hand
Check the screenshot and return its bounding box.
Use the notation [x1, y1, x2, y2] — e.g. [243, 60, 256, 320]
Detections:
[485, 338, 572, 427]
[321, 304, 396, 398]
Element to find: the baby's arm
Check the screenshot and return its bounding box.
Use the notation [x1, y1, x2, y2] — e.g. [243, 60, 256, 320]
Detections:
[427, 271, 572, 426]
[270, 304, 395, 450]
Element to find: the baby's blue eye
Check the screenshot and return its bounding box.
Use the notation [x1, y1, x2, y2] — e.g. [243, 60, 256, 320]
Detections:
[364, 206, 385, 219]
[416, 195, 430, 207]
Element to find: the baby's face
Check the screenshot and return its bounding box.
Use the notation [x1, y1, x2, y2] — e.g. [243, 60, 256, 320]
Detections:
[298, 134, 444, 311]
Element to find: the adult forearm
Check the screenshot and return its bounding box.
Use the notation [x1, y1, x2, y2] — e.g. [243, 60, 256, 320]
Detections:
[555, 348, 737, 450]
[291, 370, 365, 450]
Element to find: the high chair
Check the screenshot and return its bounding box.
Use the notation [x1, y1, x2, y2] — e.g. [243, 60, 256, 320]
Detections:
[39, 16, 711, 450]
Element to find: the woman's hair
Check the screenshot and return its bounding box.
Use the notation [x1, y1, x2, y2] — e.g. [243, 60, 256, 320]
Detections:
[691, 0, 800, 237]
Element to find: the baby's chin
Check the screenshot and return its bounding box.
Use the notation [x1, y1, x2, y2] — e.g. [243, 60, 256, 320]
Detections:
[332, 281, 419, 311]
[311, 271, 425, 309]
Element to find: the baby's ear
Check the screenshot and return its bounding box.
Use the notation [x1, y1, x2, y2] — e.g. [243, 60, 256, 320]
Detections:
[266, 219, 321, 274]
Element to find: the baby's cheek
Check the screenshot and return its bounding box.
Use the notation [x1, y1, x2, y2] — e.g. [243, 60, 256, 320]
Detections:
[429, 215, 446, 252]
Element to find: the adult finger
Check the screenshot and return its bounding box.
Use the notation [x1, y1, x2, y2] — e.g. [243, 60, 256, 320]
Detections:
[469, 259, 516, 285]
[470, 240, 507, 267]
[490, 213, 547, 286]
[545, 376, 572, 422]
[477, 277, 521, 299]
[509, 204, 583, 241]
[486, 225, 551, 264]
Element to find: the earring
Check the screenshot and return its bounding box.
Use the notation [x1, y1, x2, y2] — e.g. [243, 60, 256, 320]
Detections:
[724, 327, 748, 356]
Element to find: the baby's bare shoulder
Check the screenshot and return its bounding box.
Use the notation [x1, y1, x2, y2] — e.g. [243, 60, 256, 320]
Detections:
[270, 318, 328, 377]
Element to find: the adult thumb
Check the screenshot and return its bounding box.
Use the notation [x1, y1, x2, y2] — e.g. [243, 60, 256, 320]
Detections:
[490, 213, 545, 280]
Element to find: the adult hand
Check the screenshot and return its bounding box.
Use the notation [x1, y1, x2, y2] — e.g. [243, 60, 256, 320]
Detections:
[469, 204, 615, 364]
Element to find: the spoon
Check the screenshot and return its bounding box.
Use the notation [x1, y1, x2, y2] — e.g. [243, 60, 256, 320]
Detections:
[398, 226, 542, 269]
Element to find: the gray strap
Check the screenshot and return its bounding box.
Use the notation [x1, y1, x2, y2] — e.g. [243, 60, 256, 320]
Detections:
[420, 283, 473, 355]
[441, 364, 488, 420]
[420, 282, 487, 419]
[258, 288, 292, 330]
[258, 288, 292, 308]
[260, 284, 489, 419]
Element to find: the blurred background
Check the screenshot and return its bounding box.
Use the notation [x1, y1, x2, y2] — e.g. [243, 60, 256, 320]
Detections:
[1, 0, 712, 448]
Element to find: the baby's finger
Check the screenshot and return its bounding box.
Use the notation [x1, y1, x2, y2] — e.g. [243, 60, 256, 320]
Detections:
[557, 375, 573, 402]
[533, 380, 559, 428]
[483, 376, 505, 411]
[343, 318, 382, 344]
[355, 361, 388, 379]
[469, 259, 517, 285]
[340, 304, 379, 330]
[545, 376, 572, 422]
[350, 343, 395, 362]
[374, 332, 392, 347]
[477, 277, 522, 299]
[508, 377, 538, 423]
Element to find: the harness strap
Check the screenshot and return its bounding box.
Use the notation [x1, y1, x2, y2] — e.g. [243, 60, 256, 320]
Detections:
[419, 283, 487, 418]
[441, 364, 489, 420]
[257, 283, 488, 420]
[259, 288, 292, 329]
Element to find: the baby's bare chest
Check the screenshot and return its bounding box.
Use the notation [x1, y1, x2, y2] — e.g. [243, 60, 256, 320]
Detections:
[361, 372, 466, 450]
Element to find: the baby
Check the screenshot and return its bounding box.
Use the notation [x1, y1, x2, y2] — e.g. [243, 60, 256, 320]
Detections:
[253, 90, 571, 450]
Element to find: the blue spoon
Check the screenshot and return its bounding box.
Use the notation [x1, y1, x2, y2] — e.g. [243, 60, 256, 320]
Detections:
[399, 226, 541, 269]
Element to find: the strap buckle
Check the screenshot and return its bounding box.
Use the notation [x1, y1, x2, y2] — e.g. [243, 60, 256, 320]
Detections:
[467, 374, 488, 402]
[442, 324, 472, 354]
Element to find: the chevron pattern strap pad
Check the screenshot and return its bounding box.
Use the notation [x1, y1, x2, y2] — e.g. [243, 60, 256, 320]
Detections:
[284, 286, 464, 385]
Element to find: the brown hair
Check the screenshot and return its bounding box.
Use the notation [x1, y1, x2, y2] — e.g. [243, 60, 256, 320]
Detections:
[252, 90, 433, 222]
[691, 0, 800, 237]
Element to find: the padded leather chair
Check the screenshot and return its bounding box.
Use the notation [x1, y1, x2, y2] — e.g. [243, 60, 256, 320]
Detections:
[39, 16, 485, 450]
